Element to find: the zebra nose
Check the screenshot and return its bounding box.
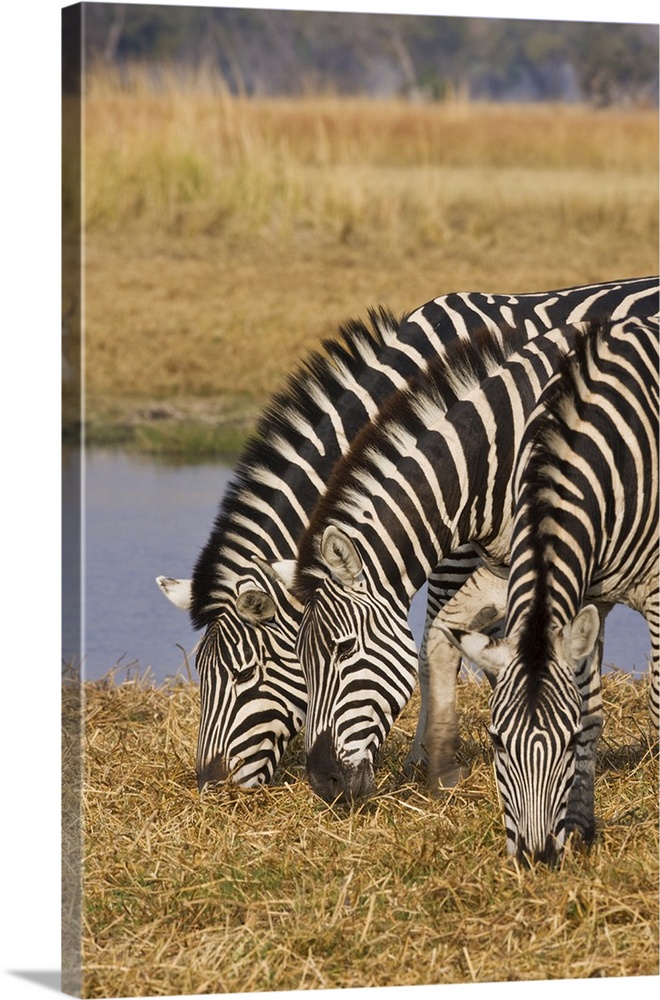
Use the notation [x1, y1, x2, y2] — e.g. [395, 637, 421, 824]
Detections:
[517, 835, 560, 868]
[307, 730, 375, 805]
[309, 767, 347, 804]
[197, 755, 230, 791]
[307, 730, 347, 803]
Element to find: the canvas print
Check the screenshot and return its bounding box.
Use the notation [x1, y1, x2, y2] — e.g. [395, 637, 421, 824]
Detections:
[62, 3, 659, 997]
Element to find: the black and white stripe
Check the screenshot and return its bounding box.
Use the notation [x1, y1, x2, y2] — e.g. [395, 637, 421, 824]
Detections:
[289, 323, 596, 803]
[157, 277, 659, 788]
[443, 315, 659, 864]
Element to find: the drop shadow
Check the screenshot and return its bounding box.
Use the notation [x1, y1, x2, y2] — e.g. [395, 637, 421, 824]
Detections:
[9, 971, 61, 993]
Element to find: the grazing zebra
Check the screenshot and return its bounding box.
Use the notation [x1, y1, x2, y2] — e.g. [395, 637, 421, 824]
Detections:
[283, 322, 596, 804]
[157, 276, 659, 789]
[440, 315, 659, 865]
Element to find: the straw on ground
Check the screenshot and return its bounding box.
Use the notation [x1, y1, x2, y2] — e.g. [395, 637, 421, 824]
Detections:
[76, 668, 658, 997]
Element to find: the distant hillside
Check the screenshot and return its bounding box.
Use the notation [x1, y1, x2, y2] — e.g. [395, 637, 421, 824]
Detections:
[75, 4, 658, 105]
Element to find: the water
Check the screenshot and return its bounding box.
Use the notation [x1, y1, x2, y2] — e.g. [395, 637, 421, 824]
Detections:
[62, 449, 653, 684]
[63, 448, 228, 682]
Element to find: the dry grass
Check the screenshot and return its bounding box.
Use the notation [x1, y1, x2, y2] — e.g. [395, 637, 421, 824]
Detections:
[83, 69, 658, 228]
[74, 668, 658, 997]
[73, 74, 659, 445]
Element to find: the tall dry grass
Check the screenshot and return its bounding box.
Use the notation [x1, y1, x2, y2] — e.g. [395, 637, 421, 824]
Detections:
[83, 67, 657, 240]
[77, 68, 659, 444]
[76, 668, 658, 997]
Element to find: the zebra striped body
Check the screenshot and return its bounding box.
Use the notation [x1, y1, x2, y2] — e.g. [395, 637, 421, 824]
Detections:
[157, 277, 658, 789]
[442, 315, 659, 864]
[289, 324, 595, 804]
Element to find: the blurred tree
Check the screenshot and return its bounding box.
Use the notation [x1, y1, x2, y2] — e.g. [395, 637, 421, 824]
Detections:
[79, 4, 658, 105]
[578, 22, 659, 105]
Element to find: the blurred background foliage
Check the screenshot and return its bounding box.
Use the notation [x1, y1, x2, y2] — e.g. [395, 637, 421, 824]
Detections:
[70, 4, 659, 106]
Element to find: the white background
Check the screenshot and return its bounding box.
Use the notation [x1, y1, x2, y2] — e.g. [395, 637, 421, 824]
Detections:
[2, 2, 657, 998]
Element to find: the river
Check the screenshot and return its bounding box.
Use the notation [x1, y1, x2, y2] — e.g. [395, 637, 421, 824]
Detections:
[62, 448, 652, 684]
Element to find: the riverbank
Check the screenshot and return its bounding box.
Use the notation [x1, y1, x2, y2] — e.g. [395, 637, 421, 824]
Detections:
[74, 668, 658, 996]
[73, 395, 254, 460]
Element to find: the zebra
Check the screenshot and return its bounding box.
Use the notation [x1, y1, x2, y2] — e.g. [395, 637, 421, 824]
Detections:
[439, 315, 659, 865]
[277, 321, 602, 803]
[157, 277, 659, 790]
[284, 308, 660, 804]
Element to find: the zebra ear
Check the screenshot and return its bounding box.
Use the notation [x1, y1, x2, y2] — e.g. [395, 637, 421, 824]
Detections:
[156, 576, 192, 610]
[562, 604, 601, 665]
[235, 589, 277, 623]
[252, 555, 298, 589]
[320, 525, 364, 589]
[437, 625, 512, 676]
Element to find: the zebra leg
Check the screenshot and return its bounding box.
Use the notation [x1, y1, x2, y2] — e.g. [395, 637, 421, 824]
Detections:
[403, 617, 433, 776]
[564, 605, 609, 845]
[424, 566, 507, 790]
[643, 588, 659, 740]
[405, 545, 482, 776]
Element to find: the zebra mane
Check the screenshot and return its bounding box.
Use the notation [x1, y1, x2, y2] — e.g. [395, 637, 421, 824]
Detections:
[515, 490, 558, 714]
[294, 322, 529, 602]
[515, 319, 607, 712]
[190, 306, 407, 627]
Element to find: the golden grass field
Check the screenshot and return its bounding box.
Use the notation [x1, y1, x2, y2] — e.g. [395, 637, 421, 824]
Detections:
[71, 669, 657, 997]
[70, 70, 659, 451]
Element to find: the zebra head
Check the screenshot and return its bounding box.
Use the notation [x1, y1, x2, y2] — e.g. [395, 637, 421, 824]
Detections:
[192, 574, 307, 790]
[293, 526, 419, 805]
[441, 603, 601, 865]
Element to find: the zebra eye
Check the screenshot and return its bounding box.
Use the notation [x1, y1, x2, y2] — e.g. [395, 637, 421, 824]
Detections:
[233, 664, 257, 684]
[335, 636, 357, 662]
[489, 729, 504, 752]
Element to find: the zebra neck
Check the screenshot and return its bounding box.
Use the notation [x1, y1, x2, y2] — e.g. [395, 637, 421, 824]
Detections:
[328, 419, 492, 603]
[505, 498, 594, 639]
[308, 330, 576, 607]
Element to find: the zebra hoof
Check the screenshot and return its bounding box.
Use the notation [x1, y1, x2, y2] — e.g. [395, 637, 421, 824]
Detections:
[426, 762, 470, 795]
[402, 758, 427, 782]
[564, 819, 596, 851]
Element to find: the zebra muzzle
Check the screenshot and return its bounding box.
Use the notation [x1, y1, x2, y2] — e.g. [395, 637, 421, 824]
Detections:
[306, 730, 375, 805]
[196, 755, 230, 791]
[516, 833, 561, 868]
